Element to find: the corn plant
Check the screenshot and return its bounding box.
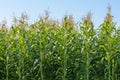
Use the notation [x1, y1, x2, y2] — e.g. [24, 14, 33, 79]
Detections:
[0, 9, 120, 80]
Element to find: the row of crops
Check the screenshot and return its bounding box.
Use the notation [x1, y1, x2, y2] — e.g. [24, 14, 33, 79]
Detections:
[0, 11, 120, 80]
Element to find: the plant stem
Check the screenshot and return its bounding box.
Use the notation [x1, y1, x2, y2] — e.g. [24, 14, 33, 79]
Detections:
[18, 54, 21, 80]
[6, 56, 9, 80]
[40, 52, 43, 80]
[86, 42, 89, 80]
[63, 49, 67, 80]
[112, 59, 115, 80]
[86, 52, 89, 80]
[108, 56, 111, 80]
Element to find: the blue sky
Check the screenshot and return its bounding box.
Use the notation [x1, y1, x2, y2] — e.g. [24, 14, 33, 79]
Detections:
[0, 0, 120, 27]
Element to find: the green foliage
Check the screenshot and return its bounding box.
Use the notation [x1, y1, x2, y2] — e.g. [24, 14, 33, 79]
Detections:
[0, 12, 120, 80]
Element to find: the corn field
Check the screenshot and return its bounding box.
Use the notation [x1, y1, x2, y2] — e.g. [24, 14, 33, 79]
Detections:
[0, 11, 120, 80]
